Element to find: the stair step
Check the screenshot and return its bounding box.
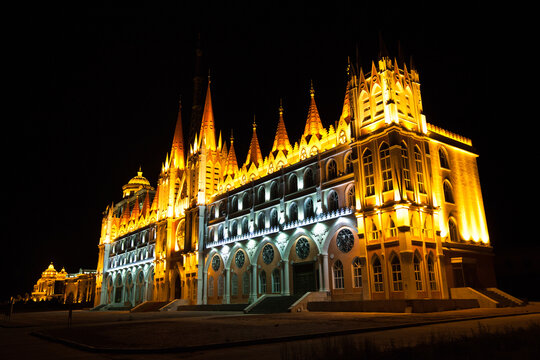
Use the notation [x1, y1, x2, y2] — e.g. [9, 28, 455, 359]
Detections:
[247, 295, 303, 314]
[476, 289, 521, 307]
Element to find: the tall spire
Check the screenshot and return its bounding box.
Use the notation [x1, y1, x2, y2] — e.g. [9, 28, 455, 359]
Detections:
[245, 117, 263, 168]
[226, 130, 239, 176]
[303, 81, 324, 140]
[198, 74, 217, 151]
[189, 34, 204, 147]
[170, 98, 185, 169]
[271, 99, 292, 156]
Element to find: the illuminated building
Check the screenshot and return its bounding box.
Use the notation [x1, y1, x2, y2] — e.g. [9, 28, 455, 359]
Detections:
[31, 262, 96, 303]
[95, 54, 496, 308]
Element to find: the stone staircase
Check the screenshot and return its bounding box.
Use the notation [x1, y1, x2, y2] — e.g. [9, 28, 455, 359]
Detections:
[245, 295, 302, 314]
[476, 288, 524, 307]
[130, 301, 168, 312]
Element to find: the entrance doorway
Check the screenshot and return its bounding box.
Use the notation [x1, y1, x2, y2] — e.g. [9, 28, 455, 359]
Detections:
[174, 275, 182, 299]
[293, 262, 316, 295]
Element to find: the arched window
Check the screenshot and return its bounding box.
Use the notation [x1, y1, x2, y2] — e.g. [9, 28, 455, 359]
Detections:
[414, 254, 423, 291]
[288, 174, 298, 193]
[391, 255, 403, 291]
[372, 256, 384, 292]
[327, 190, 339, 212]
[333, 260, 344, 289]
[270, 208, 279, 227]
[257, 212, 266, 231]
[219, 202, 226, 217]
[218, 225, 224, 240]
[401, 143, 412, 190]
[414, 146, 426, 194]
[270, 181, 279, 200]
[370, 220, 379, 241]
[427, 255, 438, 290]
[439, 148, 450, 169]
[242, 217, 249, 234]
[304, 197, 314, 219]
[259, 270, 267, 294]
[207, 275, 214, 297]
[448, 218, 459, 242]
[363, 149, 375, 196]
[209, 206, 215, 220]
[229, 221, 237, 238]
[327, 159, 338, 180]
[209, 228, 215, 242]
[443, 181, 454, 203]
[230, 196, 238, 213]
[288, 202, 298, 222]
[242, 191, 252, 209]
[352, 257, 362, 288]
[304, 167, 314, 188]
[272, 269, 281, 293]
[257, 186, 266, 204]
[242, 272, 250, 295]
[231, 272, 238, 296]
[339, 130, 347, 144]
[346, 185, 356, 208]
[387, 217, 397, 237]
[344, 152, 353, 174]
[380, 143, 393, 192]
[218, 275, 224, 297]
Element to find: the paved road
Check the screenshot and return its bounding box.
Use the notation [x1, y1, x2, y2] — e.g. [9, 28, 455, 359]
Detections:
[1, 305, 539, 360]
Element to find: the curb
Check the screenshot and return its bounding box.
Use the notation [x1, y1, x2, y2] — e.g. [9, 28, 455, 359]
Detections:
[30, 311, 540, 354]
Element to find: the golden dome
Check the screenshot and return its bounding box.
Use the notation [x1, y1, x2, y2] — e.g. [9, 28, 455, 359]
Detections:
[128, 170, 151, 186]
[122, 168, 154, 198]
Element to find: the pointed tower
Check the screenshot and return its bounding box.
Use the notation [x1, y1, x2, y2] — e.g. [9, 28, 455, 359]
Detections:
[170, 98, 185, 170]
[271, 99, 292, 157]
[198, 77, 217, 151]
[303, 81, 325, 141]
[244, 118, 263, 169]
[226, 131, 239, 176]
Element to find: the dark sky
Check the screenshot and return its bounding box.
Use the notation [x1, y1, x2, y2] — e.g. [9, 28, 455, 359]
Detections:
[6, 5, 533, 301]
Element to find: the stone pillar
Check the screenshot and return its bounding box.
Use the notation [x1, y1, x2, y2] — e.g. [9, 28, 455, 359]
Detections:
[202, 270, 208, 305]
[283, 260, 290, 296]
[322, 254, 330, 292]
[224, 268, 231, 304]
[250, 264, 257, 303]
[318, 258, 324, 291]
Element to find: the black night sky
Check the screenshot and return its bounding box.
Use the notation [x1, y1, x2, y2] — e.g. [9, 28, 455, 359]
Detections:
[6, 5, 537, 301]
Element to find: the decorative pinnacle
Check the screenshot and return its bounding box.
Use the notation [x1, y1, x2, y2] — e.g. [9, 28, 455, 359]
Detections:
[310, 80, 315, 97]
[279, 98, 284, 115]
[252, 115, 257, 130]
[230, 129, 234, 143]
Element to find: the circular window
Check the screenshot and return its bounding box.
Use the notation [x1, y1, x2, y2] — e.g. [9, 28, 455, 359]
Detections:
[211, 255, 221, 271]
[336, 229, 354, 253]
[295, 238, 310, 259]
[235, 250, 245, 269]
[262, 244, 274, 264]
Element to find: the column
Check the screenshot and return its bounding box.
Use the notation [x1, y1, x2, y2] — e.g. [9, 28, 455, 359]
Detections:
[322, 254, 330, 292]
[249, 264, 258, 303]
[224, 268, 231, 304]
[283, 259, 290, 296]
[318, 258, 324, 291]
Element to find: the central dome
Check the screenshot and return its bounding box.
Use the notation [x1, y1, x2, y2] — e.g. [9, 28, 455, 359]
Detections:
[122, 168, 154, 198]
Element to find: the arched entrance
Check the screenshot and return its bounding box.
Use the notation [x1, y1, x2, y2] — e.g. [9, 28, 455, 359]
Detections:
[174, 274, 182, 299]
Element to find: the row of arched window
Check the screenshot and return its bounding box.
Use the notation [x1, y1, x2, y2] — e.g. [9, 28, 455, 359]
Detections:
[207, 268, 282, 297]
[332, 254, 438, 292]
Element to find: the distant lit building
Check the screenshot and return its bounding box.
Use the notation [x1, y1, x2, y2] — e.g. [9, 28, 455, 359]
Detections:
[95, 54, 496, 308]
[31, 262, 96, 303]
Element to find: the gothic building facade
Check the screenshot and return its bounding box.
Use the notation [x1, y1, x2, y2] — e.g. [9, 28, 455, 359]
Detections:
[94, 54, 495, 308]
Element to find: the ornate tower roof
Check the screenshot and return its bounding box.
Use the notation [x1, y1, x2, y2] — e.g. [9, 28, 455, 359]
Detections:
[303, 81, 324, 141]
[244, 119, 263, 169]
[226, 131, 239, 176]
[198, 78, 217, 151]
[122, 168, 154, 198]
[271, 99, 292, 156]
[170, 99, 185, 170]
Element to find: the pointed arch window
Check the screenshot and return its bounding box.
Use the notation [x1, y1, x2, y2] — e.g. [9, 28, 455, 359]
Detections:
[229, 221, 237, 238]
[369, 220, 380, 241]
[427, 255, 438, 290]
[242, 272, 250, 295]
[288, 202, 298, 222]
[346, 185, 356, 208]
[257, 212, 266, 231]
[257, 186, 266, 204]
[339, 130, 347, 144]
[327, 190, 339, 212]
[242, 217, 249, 234]
[414, 254, 423, 291]
[259, 270, 267, 294]
[207, 275, 214, 298]
[218, 274, 224, 297]
[270, 181, 279, 200]
[401, 143, 412, 191]
[288, 174, 298, 193]
[443, 180, 454, 204]
[363, 149, 375, 196]
[387, 217, 398, 237]
[345, 152, 354, 174]
[304, 167, 314, 188]
[352, 257, 362, 288]
[333, 260, 344, 289]
[448, 218, 459, 242]
[270, 208, 279, 227]
[272, 269, 281, 293]
[304, 197, 314, 219]
[391, 255, 403, 291]
[327, 159, 338, 180]
[380, 143, 393, 192]
[372, 256, 384, 292]
[439, 148, 450, 169]
[230, 196, 238, 213]
[231, 272, 238, 296]
[414, 146, 426, 194]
